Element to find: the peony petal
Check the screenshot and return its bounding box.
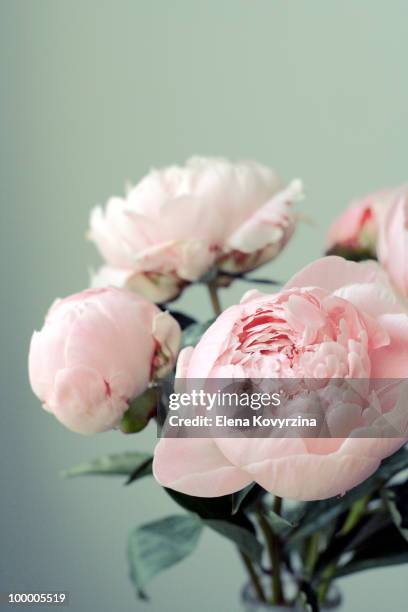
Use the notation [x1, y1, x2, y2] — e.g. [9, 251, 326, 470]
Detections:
[239, 289, 267, 305]
[333, 282, 402, 317]
[285, 256, 386, 293]
[378, 190, 408, 298]
[50, 366, 128, 435]
[246, 452, 380, 501]
[28, 309, 74, 402]
[90, 265, 133, 289]
[370, 314, 408, 378]
[152, 311, 181, 378]
[215, 437, 308, 468]
[153, 438, 252, 497]
[226, 180, 301, 253]
[64, 294, 154, 399]
[175, 347, 194, 378]
[185, 305, 244, 378]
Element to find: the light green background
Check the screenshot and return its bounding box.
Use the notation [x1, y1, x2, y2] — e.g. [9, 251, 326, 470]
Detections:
[1, 1, 407, 611]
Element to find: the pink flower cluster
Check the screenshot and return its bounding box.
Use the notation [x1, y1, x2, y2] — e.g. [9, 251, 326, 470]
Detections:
[28, 158, 408, 502]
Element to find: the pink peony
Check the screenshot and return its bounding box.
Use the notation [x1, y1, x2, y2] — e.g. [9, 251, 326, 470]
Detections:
[153, 257, 408, 500]
[326, 189, 393, 258]
[29, 288, 180, 434]
[89, 157, 302, 302]
[377, 185, 408, 299]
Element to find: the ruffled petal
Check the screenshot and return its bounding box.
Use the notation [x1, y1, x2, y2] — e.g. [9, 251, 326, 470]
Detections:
[153, 438, 252, 497]
[285, 256, 386, 293]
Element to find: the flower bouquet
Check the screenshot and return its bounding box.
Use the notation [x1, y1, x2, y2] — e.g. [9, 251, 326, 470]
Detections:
[29, 158, 408, 611]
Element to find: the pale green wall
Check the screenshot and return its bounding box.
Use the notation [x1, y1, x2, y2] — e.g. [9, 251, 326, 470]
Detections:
[1, 1, 407, 610]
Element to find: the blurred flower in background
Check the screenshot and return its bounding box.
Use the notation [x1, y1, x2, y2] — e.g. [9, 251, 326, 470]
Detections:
[326, 188, 394, 260]
[377, 185, 408, 300]
[327, 184, 408, 302]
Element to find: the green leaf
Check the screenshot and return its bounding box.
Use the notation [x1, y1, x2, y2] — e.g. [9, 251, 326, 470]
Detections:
[314, 512, 391, 575]
[164, 488, 257, 534]
[292, 447, 408, 542]
[334, 525, 408, 577]
[165, 488, 236, 519]
[204, 519, 263, 563]
[218, 270, 282, 285]
[120, 387, 159, 433]
[265, 511, 293, 537]
[181, 319, 215, 348]
[325, 244, 376, 262]
[374, 447, 408, 480]
[126, 457, 154, 485]
[382, 488, 408, 543]
[128, 515, 203, 596]
[314, 497, 408, 580]
[343, 512, 390, 553]
[164, 486, 262, 563]
[232, 484, 255, 514]
[336, 551, 408, 577]
[165, 309, 196, 330]
[61, 451, 153, 480]
[235, 483, 266, 513]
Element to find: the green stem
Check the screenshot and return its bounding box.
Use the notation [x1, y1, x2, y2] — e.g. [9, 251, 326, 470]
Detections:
[318, 563, 336, 604]
[304, 532, 320, 581]
[207, 281, 222, 316]
[239, 550, 267, 604]
[319, 494, 370, 604]
[257, 502, 284, 606]
[273, 495, 282, 516]
[339, 494, 370, 536]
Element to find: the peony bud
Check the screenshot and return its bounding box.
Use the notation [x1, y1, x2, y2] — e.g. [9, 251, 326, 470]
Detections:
[326, 189, 394, 260]
[28, 288, 180, 434]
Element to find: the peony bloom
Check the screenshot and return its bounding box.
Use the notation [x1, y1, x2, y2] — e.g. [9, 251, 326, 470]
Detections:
[377, 185, 408, 299]
[153, 257, 408, 500]
[326, 189, 394, 259]
[89, 157, 302, 302]
[29, 288, 180, 434]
